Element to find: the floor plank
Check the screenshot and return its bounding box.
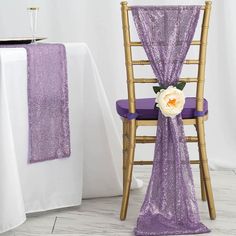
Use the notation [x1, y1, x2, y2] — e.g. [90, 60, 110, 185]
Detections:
[2, 168, 235, 236]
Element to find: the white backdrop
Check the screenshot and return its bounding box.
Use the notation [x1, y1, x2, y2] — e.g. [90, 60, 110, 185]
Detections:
[0, 0, 235, 169]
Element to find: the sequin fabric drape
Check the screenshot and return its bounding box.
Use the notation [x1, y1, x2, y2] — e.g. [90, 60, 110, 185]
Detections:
[0, 43, 71, 163]
[131, 6, 210, 235]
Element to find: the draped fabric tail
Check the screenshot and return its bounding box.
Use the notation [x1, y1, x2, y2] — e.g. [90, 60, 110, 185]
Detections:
[131, 6, 210, 235]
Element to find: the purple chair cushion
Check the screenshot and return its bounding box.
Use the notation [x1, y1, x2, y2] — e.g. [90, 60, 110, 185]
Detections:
[116, 97, 208, 120]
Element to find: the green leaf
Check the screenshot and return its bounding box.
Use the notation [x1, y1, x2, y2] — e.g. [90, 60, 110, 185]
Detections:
[176, 82, 186, 90]
[153, 86, 162, 94]
[154, 103, 158, 110]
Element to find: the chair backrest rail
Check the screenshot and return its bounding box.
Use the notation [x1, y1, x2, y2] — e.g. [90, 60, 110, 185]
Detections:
[133, 78, 198, 84]
[127, 6, 206, 10]
[131, 59, 199, 65]
[129, 40, 201, 46]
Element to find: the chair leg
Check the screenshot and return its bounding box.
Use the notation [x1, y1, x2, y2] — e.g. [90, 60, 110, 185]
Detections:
[197, 118, 216, 220]
[195, 124, 207, 201]
[120, 119, 136, 220]
[200, 164, 207, 201]
[122, 119, 129, 189]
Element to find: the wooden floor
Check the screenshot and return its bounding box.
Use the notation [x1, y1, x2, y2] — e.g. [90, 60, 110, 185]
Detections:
[2, 167, 236, 236]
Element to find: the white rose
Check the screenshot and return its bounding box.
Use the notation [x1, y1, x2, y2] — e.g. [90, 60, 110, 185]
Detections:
[156, 86, 185, 118]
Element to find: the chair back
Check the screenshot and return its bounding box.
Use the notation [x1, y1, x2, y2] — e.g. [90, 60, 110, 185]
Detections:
[121, 1, 212, 115]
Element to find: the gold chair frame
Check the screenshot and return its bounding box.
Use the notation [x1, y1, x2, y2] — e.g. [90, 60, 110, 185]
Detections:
[120, 1, 216, 221]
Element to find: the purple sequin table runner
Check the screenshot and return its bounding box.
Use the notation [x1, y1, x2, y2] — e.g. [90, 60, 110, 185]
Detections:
[0, 43, 71, 163]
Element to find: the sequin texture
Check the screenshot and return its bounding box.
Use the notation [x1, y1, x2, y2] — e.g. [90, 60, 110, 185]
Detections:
[25, 44, 70, 163]
[131, 6, 210, 235]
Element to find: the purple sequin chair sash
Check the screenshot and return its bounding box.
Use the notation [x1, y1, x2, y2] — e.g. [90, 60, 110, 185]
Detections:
[131, 6, 210, 236]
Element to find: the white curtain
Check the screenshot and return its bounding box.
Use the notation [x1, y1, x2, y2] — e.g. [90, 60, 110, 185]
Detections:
[0, 0, 235, 169]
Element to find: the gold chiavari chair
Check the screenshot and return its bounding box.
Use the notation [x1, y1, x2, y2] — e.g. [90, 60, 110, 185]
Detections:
[116, 1, 216, 221]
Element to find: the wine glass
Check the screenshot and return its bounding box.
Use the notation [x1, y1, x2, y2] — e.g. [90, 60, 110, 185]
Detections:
[27, 7, 39, 44]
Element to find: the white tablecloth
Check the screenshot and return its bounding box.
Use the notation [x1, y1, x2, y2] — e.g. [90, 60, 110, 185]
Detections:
[0, 43, 142, 233]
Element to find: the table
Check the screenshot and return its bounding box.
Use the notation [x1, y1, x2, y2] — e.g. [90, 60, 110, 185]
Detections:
[0, 43, 142, 233]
